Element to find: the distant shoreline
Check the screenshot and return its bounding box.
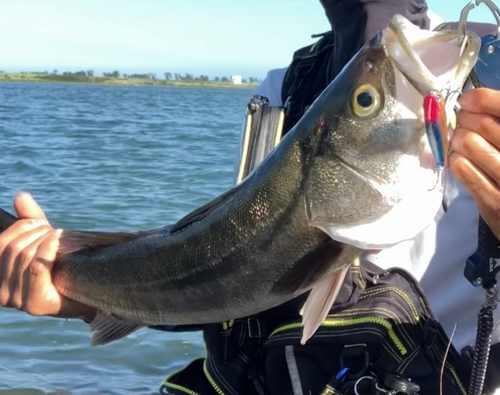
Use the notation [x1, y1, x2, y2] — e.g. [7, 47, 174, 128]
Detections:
[0, 73, 259, 89]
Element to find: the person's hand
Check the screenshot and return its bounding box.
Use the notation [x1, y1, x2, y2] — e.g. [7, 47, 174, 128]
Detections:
[450, 88, 500, 238]
[0, 193, 96, 321]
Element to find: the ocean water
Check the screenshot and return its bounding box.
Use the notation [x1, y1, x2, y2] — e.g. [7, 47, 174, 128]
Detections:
[0, 82, 254, 394]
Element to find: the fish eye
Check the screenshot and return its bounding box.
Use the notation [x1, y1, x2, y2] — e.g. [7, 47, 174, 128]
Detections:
[351, 84, 380, 117]
[357, 91, 373, 107]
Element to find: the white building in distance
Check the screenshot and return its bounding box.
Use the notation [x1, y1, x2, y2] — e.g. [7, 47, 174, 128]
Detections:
[231, 75, 242, 85]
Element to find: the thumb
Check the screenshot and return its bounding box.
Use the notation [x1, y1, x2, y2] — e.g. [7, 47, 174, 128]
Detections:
[14, 193, 48, 221]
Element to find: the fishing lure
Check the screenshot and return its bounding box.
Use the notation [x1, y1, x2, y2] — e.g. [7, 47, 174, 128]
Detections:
[423, 92, 449, 169]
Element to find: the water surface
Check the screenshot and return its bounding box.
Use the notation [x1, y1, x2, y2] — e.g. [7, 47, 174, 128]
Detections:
[0, 82, 253, 394]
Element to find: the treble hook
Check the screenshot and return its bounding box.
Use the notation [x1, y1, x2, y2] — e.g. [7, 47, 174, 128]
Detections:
[458, 1, 476, 45]
[476, 0, 500, 37]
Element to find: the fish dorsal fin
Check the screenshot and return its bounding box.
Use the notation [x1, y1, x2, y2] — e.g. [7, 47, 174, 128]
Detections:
[0, 209, 18, 232]
[59, 230, 140, 254]
[90, 311, 142, 346]
[300, 266, 350, 344]
[272, 238, 344, 294]
[170, 184, 243, 234]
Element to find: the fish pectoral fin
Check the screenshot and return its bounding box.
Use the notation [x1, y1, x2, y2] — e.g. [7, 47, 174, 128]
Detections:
[90, 311, 142, 346]
[299, 266, 350, 345]
[0, 209, 18, 232]
[59, 231, 140, 254]
[271, 238, 343, 294]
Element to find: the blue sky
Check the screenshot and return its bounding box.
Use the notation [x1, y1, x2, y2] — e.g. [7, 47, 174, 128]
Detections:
[0, 0, 497, 79]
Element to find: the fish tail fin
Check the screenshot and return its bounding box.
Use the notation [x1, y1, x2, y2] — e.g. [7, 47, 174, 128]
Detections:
[0, 209, 18, 233]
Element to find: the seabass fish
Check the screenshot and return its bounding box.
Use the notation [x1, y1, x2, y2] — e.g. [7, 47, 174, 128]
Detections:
[0, 16, 480, 346]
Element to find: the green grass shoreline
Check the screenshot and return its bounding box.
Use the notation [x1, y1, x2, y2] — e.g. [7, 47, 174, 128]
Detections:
[0, 73, 259, 89]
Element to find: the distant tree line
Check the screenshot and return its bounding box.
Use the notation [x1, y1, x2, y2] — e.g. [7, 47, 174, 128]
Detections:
[123, 72, 157, 79]
[103, 70, 119, 78]
[62, 70, 95, 77]
[19, 70, 50, 75]
[16, 70, 95, 77]
[163, 72, 261, 84]
[14, 70, 262, 84]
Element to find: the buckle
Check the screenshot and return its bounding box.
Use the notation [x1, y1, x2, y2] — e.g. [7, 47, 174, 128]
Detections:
[339, 344, 370, 380]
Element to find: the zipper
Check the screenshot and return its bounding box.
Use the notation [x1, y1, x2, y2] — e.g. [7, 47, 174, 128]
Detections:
[377, 269, 433, 318]
[359, 291, 419, 327]
[162, 360, 204, 395]
[203, 358, 226, 395]
[330, 306, 417, 350]
[269, 317, 408, 355]
[360, 286, 420, 322]
[162, 382, 202, 395]
[335, 286, 420, 350]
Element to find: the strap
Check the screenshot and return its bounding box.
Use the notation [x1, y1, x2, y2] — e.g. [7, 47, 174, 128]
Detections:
[285, 345, 304, 395]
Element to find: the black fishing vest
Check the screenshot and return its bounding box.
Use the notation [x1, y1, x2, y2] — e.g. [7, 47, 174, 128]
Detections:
[281, 31, 337, 135]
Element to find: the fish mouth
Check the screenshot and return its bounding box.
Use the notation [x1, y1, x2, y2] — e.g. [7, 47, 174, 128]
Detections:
[383, 14, 481, 125]
[384, 15, 481, 96]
